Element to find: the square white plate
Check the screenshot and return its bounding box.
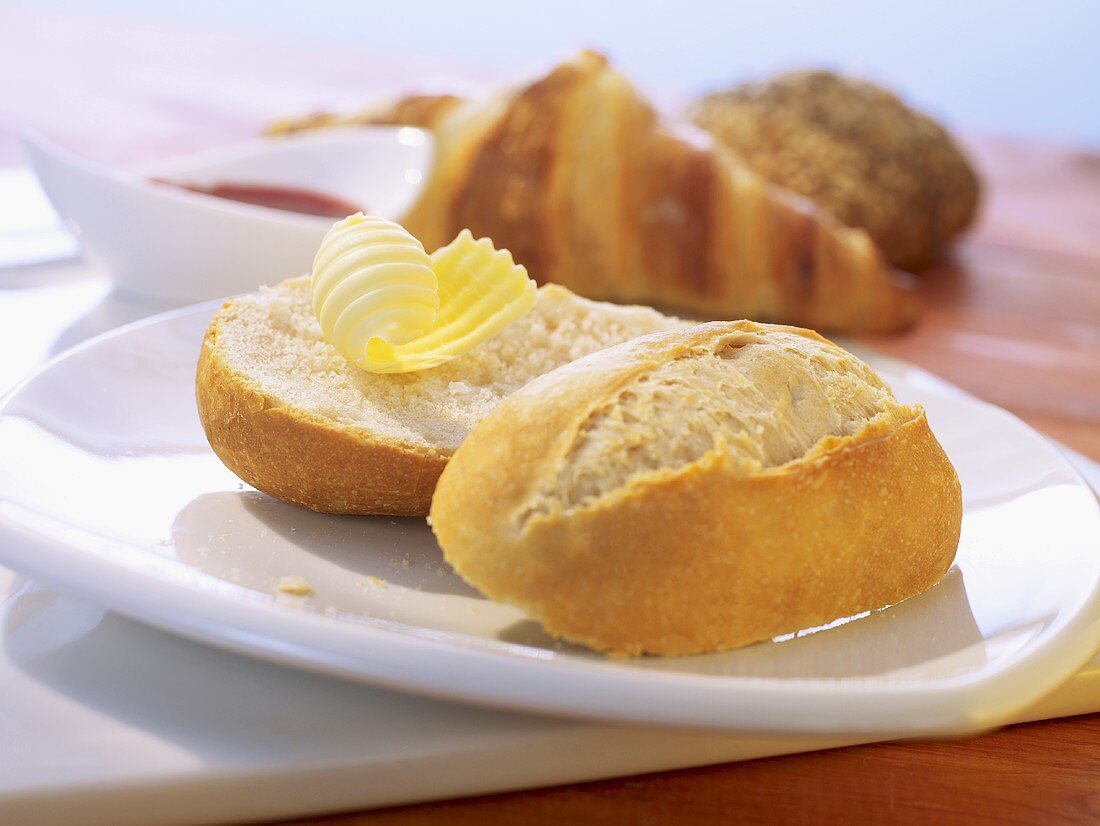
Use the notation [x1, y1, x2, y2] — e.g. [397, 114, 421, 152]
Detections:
[0, 303, 1098, 735]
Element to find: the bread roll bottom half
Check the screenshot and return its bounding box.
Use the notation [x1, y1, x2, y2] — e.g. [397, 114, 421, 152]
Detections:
[430, 321, 962, 657]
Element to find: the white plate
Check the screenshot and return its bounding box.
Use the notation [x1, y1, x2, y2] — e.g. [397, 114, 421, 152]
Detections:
[0, 304, 1098, 735]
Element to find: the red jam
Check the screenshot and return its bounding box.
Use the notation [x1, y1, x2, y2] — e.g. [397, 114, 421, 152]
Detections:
[153, 180, 363, 219]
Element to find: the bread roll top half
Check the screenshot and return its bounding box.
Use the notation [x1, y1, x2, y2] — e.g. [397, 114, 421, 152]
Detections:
[430, 321, 962, 656]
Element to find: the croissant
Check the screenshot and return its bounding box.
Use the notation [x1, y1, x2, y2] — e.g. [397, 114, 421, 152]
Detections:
[269, 51, 917, 332]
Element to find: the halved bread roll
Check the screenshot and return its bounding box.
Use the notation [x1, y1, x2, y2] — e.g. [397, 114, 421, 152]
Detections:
[196, 276, 681, 516]
[430, 321, 962, 656]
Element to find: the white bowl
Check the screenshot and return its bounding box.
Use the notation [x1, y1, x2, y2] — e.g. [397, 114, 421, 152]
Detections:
[23, 127, 433, 302]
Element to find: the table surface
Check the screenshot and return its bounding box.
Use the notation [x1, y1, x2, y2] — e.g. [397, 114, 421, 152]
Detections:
[5, 11, 1099, 824]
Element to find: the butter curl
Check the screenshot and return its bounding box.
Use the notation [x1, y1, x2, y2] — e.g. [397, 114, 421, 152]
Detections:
[312, 214, 536, 373]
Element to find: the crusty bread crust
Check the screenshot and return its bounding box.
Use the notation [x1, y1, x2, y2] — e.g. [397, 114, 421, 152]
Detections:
[430, 322, 963, 656]
[197, 305, 447, 516]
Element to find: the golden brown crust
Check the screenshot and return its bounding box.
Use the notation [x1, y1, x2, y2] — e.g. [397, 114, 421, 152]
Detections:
[265, 94, 465, 136]
[430, 322, 962, 656]
[366, 94, 466, 129]
[196, 303, 447, 516]
[267, 52, 919, 333]
[687, 70, 981, 271]
[446, 62, 584, 282]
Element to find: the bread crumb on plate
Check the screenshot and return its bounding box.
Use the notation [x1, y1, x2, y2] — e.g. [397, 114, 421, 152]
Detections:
[277, 575, 314, 596]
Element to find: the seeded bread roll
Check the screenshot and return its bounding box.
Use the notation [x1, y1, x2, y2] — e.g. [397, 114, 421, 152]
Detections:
[196, 276, 681, 516]
[687, 71, 980, 271]
[430, 321, 962, 656]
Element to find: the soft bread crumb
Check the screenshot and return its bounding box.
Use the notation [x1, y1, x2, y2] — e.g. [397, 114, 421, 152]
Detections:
[532, 325, 907, 514]
[213, 278, 682, 452]
[277, 575, 314, 596]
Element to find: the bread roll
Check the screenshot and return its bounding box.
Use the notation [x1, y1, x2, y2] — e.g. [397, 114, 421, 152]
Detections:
[196, 276, 681, 516]
[687, 71, 980, 271]
[430, 321, 962, 656]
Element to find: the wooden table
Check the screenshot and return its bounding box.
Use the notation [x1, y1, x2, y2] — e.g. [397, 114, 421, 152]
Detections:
[5, 12, 1099, 824]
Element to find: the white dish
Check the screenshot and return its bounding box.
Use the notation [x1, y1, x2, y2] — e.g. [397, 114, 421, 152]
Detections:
[0, 304, 1098, 735]
[22, 128, 432, 302]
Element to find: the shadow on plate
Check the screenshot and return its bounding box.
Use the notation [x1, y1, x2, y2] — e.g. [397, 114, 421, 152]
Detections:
[171, 490, 989, 679]
[171, 490, 481, 599]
